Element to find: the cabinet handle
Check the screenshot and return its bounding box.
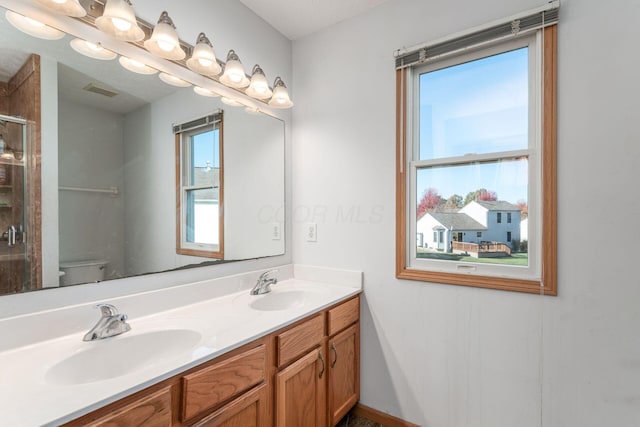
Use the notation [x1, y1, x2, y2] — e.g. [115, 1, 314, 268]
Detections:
[318, 351, 325, 378]
[331, 342, 337, 368]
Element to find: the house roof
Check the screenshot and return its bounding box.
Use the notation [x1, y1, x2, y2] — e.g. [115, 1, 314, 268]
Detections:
[428, 212, 486, 231]
[473, 200, 521, 211]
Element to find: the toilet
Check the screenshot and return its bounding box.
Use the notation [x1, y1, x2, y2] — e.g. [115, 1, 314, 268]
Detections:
[59, 260, 109, 286]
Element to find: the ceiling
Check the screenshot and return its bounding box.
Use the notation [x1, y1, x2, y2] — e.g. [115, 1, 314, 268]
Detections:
[238, 0, 391, 40]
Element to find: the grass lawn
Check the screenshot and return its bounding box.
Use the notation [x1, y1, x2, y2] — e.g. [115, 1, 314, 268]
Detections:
[417, 249, 529, 266]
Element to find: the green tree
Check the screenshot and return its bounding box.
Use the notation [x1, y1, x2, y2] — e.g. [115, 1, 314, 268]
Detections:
[443, 194, 463, 211]
[463, 188, 498, 206]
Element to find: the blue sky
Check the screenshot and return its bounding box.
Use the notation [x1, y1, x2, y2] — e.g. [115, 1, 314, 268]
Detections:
[417, 48, 529, 204]
[192, 129, 219, 169]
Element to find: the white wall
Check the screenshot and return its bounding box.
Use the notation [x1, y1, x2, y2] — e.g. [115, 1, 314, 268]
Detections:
[224, 110, 285, 260]
[40, 57, 59, 287]
[123, 88, 285, 276]
[58, 98, 125, 280]
[292, 0, 640, 426]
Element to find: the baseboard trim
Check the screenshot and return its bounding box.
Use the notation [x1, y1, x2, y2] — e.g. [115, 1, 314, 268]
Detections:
[352, 403, 421, 427]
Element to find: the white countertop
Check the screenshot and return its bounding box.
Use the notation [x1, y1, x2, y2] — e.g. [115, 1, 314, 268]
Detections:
[0, 266, 362, 426]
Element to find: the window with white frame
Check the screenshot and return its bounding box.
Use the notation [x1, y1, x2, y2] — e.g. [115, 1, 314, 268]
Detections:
[396, 4, 558, 294]
[174, 112, 223, 258]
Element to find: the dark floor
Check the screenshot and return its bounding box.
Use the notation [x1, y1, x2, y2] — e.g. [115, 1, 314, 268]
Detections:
[335, 411, 384, 427]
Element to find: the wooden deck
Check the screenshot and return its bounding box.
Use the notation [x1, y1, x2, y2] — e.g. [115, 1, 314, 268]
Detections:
[452, 241, 511, 258]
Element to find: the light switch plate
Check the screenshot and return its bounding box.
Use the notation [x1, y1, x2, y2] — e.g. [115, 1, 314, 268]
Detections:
[271, 223, 281, 240]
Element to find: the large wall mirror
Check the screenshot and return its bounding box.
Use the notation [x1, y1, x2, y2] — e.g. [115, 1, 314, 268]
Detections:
[0, 4, 285, 296]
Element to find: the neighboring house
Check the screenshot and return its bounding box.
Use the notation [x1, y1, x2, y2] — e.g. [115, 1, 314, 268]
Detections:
[417, 212, 485, 252]
[417, 200, 522, 253]
[459, 200, 521, 246]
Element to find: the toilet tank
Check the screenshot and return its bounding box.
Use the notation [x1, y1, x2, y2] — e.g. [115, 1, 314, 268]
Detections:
[59, 260, 109, 286]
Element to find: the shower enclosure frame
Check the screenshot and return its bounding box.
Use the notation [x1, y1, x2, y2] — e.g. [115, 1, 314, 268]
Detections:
[0, 113, 38, 294]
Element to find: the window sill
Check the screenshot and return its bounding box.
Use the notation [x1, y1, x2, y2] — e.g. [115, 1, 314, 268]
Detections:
[396, 267, 556, 295]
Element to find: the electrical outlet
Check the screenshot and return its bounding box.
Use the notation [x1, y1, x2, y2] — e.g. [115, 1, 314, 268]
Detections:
[271, 223, 281, 240]
[306, 223, 317, 242]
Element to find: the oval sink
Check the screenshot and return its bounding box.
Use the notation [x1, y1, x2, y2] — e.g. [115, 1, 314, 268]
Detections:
[45, 329, 201, 385]
[249, 290, 310, 311]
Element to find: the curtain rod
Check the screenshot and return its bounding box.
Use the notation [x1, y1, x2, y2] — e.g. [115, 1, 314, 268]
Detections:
[394, 0, 559, 58]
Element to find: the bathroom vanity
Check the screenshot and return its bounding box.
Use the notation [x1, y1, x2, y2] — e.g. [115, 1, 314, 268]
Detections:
[64, 295, 359, 427]
[0, 265, 362, 426]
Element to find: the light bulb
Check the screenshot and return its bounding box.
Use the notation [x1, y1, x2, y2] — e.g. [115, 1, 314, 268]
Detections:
[254, 82, 268, 93]
[273, 90, 288, 104]
[157, 38, 174, 52]
[144, 12, 184, 60]
[246, 65, 273, 100]
[111, 17, 132, 31]
[219, 50, 249, 88]
[227, 63, 243, 82]
[96, 0, 144, 42]
[186, 33, 221, 76]
[268, 77, 293, 108]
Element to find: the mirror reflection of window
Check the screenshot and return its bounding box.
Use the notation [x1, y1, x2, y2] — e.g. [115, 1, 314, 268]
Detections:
[186, 128, 219, 245]
[175, 112, 223, 258]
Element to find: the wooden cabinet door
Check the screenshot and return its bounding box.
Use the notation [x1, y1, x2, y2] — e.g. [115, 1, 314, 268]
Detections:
[193, 384, 267, 427]
[328, 323, 359, 426]
[276, 347, 326, 427]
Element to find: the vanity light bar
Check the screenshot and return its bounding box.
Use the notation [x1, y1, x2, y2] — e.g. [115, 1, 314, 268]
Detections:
[77, 1, 203, 70]
[72, 0, 292, 108]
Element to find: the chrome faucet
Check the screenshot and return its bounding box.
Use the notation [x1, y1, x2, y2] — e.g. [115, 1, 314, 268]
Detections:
[83, 303, 131, 341]
[250, 270, 278, 295]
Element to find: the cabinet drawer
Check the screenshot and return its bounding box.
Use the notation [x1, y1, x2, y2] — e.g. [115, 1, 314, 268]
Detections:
[86, 386, 172, 427]
[327, 297, 359, 336]
[276, 314, 324, 367]
[192, 384, 267, 427]
[182, 344, 266, 421]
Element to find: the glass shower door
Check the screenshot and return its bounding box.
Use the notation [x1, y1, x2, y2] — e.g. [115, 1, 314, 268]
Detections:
[0, 114, 29, 295]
